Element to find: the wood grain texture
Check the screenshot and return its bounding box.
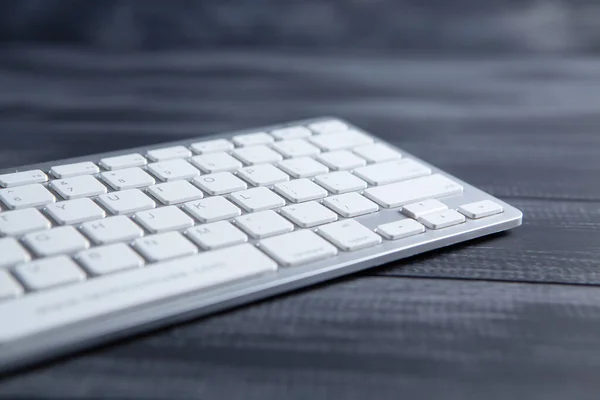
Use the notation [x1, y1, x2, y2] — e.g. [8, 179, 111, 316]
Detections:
[0, 48, 599, 399]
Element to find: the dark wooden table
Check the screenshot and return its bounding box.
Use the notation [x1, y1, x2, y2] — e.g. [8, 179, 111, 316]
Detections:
[1, 48, 599, 400]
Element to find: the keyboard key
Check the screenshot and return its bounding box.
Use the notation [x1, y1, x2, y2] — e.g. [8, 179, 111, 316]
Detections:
[0, 209, 51, 237]
[232, 145, 283, 165]
[270, 126, 312, 140]
[280, 201, 338, 228]
[364, 174, 463, 208]
[232, 132, 274, 147]
[229, 187, 285, 212]
[352, 143, 401, 163]
[314, 171, 367, 194]
[317, 150, 367, 170]
[193, 172, 247, 195]
[271, 139, 320, 158]
[0, 170, 47, 188]
[190, 152, 242, 173]
[190, 139, 234, 154]
[0, 270, 23, 300]
[77, 244, 144, 275]
[0, 184, 55, 210]
[101, 168, 155, 190]
[23, 226, 90, 257]
[234, 210, 294, 239]
[45, 198, 106, 225]
[259, 230, 337, 267]
[50, 162, 99, 179]
[134, 206, 194, 234]
[147, 146, 191, 162]
[318, 220, 382, 251]
[353, 159, 431, 186]
[323, 192, 379, 218]
[277, 157, 329, 178]
[97, 189, 155, 215]
[100, 153, 147, 170]
[419, 209, 466, 230]
[183, 196, 241, 223]
[377, 219, 425, 240]
[458, 200, 504, 219]
[308, 119, 349, 135]
[133, 232, 197, 263]
[274, 179, 327, 203]
[309, 130, 373, 151]
[186, 221, 248, 250]
[81, 216, 143, 245]
[0, 238, 31, 268]
[147, 180, 203, 205]
[50, 175, 108, 200]
[237, 164, 289, 187]
[147, 159, 199, 182]
[401, 199, 448, 219]
[13, 256, 86, 291]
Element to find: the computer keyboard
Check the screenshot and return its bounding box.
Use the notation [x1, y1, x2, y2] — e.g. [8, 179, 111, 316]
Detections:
[0, 117, 522, 372]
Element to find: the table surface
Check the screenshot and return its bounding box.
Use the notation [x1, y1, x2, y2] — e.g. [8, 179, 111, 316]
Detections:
[0, 47, 599, 400]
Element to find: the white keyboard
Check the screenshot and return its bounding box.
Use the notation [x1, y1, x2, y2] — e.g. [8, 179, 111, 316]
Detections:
[0, 117, 522, 372]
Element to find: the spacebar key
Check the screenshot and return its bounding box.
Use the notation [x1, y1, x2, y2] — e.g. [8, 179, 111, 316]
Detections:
[0, 244, 277, 342]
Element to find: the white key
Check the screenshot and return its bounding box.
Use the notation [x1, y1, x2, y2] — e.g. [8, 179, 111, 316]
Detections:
[229, 187, 285, 212]
[458, 200, 504, 219]
[353, 143, 401, 163]
[193, 172, 247, 195]
[232, 132, 274, 147]
[81, 216, 143, 245]
[277, 157, 329, 178]
[100, 153, 147, 170]
[308, 119, 348, 135]
[134, 206, 194, 234]
[318, 220, 382, 251]
[234, 210, 294, 239]
[317, 150, 367, 170]
[232, 145, 283, 165]
[23, 226, 89, 257]
[0, 184, 55, 210]
[314, 171, 367, 194]
[0, 209, 51, 237]
[280, 201, 338, 228]
[133, 232, 197, 262]
[186, 221, 247, 250]
[323, 192, 379, 218]
[101, 168, 155, 190]
[0, 244, 276, 342]
[271, 139, 320, 158]
[45, 198, 106, 225]
[97, 189, 155, 215]
[0, 170, 47, 188]
[401, 199, 448, 219]
[364, 174, 464, 208]
[77, 244, 144, 275]
[147, 146, 192, 162]
[309, 130, 373, 151]
[353, 159, 431, 186]
[190, 152, 242, 173]
[377, 219, 425, 240]
[50, 162, 99, 179]
[270, 126, 312, 140]
[0, 270, 23, 300]
[274, 179, 327, 203]
[190, 139, 234, 154]
[147, 159, 199, 182]
[0, 238, 30, 268]
[184, 196, 241, 223]
[13, 256, 85, 291]
[419, 209, 466, 229]
[147, 180, 203, 205]
[50, 175, 108, 200]
[237, 164, 289, 187]
[259, 230, 337, 267]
